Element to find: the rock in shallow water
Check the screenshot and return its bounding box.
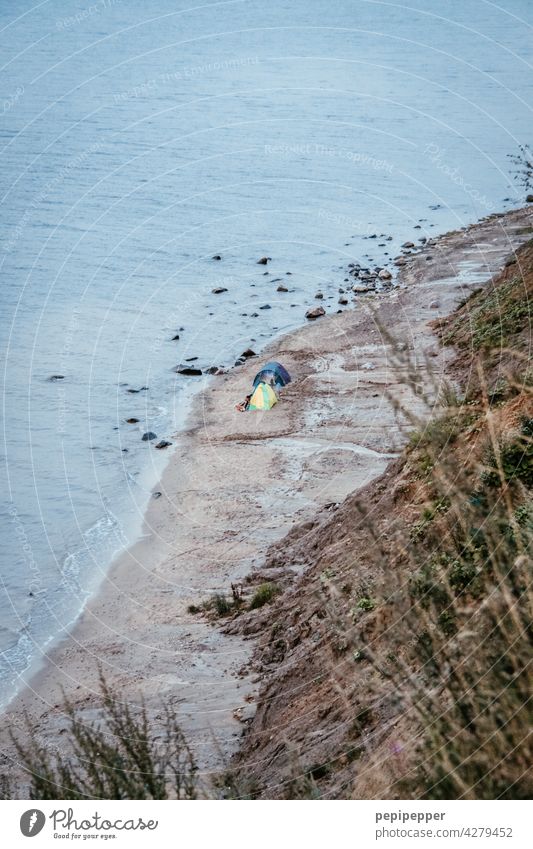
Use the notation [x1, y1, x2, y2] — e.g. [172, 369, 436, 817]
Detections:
[174, 365, 202, 376]
[305, 306, 326, 320]
[155, 440, 172, 450]
[142, 432, 157, 441]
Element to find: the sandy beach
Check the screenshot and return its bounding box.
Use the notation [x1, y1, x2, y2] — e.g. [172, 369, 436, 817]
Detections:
[1, 205, 531, 793]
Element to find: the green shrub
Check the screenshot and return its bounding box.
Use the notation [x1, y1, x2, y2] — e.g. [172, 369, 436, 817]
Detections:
[249, 582, 281, 610]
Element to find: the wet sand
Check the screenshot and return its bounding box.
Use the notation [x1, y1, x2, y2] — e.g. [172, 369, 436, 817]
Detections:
[1, 206, 530, 793]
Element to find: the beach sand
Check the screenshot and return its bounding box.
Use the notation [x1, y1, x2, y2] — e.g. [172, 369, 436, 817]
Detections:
[1, 206, 530, 793]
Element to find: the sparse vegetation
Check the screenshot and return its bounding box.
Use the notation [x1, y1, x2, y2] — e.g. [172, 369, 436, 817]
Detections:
[3, 674, 197, 800]
[231, 235, 533, 800]
[249, 582, 281, 610]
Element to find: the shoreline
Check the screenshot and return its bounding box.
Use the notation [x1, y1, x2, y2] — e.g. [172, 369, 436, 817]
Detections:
[1, 205, 531, 790]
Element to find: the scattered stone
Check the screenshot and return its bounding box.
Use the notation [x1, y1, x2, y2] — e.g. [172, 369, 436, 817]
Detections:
[171, 334, 180, 341]
[241, 348, 256, 359]
[125, 417, 139, 424]
[153, 491, 162, 499]
[352, 283, 374, 293]
[142, 432, 157, 441]
[257, 256, 270, 265]
[259, 304, 271, 310]
[526, 194, 533, 203]
[402, 241, 415, 249]
[394, 257, 407, 267]
[48, 375, 64, 381]
[277, 284, 288, 292]
[185, 356, 198, 361]
[127, 386, 149, 393]
[314, 292, 324, 299]
[155, 440, 172, 450]
[212, 287, 228, 294]
[205, 366, 224, 375]
[378, 268, 392, 280]
[425, 255, 433, 261]
[174, 366, 202, 376]
[338, 296, 348, 305]
[305, 306, 325, 320]
[212, 254, 222, 260]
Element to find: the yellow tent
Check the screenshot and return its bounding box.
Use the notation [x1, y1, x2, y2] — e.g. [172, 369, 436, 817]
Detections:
[248, 381, 277, 411]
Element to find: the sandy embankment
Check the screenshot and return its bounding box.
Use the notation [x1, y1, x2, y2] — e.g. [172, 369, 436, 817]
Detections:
[1, 206, 530, 791]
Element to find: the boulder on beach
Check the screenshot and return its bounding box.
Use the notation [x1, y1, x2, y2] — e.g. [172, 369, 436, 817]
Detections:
[352, 283, 374, 293]
[379, 268, 392, 280]
[205, 366, 225, 375]
[526, 194, 533, 203]
[402, 241, 415, 249]
[277, 284, 288, 292]
[257, 256, 271, 265]
[212, 254, 222, 260]
[241, 348, 256, 359]
[155, 440, 172, 450]
[306, 306, 326, 320]
[394, 257, 407, 267]
[315, 292, 324, 299]
[142, 432, 157, 441]
[338, 296, 348, 305]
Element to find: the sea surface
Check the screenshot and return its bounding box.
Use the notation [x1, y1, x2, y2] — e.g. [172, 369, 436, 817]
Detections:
[1, 0, 532, 706]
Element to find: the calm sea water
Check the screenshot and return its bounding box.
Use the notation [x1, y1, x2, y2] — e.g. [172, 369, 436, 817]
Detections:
[0, 0, 531, 705]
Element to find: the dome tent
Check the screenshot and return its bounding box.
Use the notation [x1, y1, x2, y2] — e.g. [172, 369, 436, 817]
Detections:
[252, 361, 291, 390]
[248, 382, 277, 411]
